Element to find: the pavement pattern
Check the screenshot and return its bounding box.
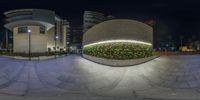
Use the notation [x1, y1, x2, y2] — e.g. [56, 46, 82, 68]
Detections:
[0, 55, 200, 100]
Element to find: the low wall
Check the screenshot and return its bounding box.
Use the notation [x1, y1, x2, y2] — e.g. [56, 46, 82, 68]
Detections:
[82, 54, 159, 67]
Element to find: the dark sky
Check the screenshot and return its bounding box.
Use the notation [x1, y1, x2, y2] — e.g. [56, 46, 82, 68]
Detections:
[1, 0, 200, 47]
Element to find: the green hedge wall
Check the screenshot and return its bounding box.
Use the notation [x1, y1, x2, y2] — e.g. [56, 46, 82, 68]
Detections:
[83, 42, 153, 60]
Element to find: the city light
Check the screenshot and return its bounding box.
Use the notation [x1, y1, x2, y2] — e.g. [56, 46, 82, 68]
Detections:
[55, 35, 59, 39]
[83, 39, 152, 48]
[28, 29, 31, 33]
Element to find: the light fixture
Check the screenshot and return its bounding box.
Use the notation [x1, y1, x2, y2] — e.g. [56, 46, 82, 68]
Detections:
[28, 29, 31, 33]
[55, 35, 59, 39]
[83, 40, 152, 48]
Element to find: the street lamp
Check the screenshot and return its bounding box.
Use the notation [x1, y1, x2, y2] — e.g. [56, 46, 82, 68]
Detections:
[55, 35, 58, 58]
[5, 29, 8, 52]
[55, 35, 59, 50]
[55, 35, 59, 39]
[28, 29, 31, 61]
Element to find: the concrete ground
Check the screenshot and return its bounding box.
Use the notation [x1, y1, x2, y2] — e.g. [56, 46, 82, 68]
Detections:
[0, 54, 199, 100]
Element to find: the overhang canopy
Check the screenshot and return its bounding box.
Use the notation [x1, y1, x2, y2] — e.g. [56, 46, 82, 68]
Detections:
[4, 20, 54, 31]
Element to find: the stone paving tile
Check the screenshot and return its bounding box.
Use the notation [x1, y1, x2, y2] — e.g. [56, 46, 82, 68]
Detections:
[187, 80, 200, 88]
[29, 78, 46, 90]
[174, 82, 190, 89]
[41, 76, 62, 86]
[0, 82, 27, 95]
[17, 66, 29, 83]
[170, 71, 185, 76]
[193, 73, 200, 80]
[146, 75, 164, 85]
[27, 87, 67, 97]
[184, 75, 197, 81]
[159, 74, 177, 82]
[4, 65, 24, 80]
[1, 55, 200, 100]
[0, 72, 6, 78]
[57, 75, 76, 83]
[28, 65, 46, 90]
[176, 76, 187, 82]
[35, 66, 62, 86]
[0, 78, 9, 85]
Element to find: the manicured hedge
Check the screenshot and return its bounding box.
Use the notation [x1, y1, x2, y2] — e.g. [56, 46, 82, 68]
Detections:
[83, 42, 153, 60]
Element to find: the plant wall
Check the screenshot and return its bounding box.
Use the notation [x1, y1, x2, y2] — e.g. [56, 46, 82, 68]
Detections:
[83, 42, 153, 60]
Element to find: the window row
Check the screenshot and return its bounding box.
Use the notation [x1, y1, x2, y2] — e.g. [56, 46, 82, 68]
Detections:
[18, 26, 46, 34]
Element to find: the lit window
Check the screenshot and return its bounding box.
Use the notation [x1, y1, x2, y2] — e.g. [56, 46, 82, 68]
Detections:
[18, 26, 28, 33]
[40, 26, 45, 34]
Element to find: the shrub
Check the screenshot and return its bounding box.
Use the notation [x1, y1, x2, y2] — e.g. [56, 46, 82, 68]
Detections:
[1, 51, 68, 57]
[83, 42, 153, 60]
[48, 48, 51, 52]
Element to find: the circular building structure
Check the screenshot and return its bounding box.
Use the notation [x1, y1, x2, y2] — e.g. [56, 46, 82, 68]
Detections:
[82, 19, 155, 66]
[4, 9, 70, 53]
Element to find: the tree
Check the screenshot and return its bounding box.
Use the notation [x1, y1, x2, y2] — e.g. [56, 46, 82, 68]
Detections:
[179, 35, 184, 47]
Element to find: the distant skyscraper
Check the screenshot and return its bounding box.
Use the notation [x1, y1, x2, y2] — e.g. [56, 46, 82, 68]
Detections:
[83, 11, 115, 33]
[71, 27, 83, 43]
[70, 27, 83, 54]
[83, 11, 105, 33]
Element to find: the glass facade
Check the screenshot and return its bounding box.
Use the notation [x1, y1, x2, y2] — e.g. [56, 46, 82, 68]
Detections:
[18, 26, 28, 33]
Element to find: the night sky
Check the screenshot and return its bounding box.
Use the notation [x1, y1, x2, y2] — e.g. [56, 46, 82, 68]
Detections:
[1, 0, 200, 47]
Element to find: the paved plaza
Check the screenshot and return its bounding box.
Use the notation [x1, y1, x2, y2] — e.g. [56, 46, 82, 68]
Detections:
[0, 54, 199, 100]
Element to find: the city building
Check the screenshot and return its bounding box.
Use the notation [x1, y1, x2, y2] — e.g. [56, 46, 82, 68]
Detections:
[179, 40, 200, 52]
[4, 9, 70, 53]
[70, 27, 83, 53]
[179, 46, 195, 52]
[83, 11, 114, 33]
[62, 20, 70, 49]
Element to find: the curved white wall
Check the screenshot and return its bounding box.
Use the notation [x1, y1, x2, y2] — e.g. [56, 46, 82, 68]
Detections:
[82, 19, 154, 66]
[83, 19, 153, 46]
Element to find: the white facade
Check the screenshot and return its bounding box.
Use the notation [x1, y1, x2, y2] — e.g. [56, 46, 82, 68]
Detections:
[4, 9, 70, 53]
[83, 19, 153, 46]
